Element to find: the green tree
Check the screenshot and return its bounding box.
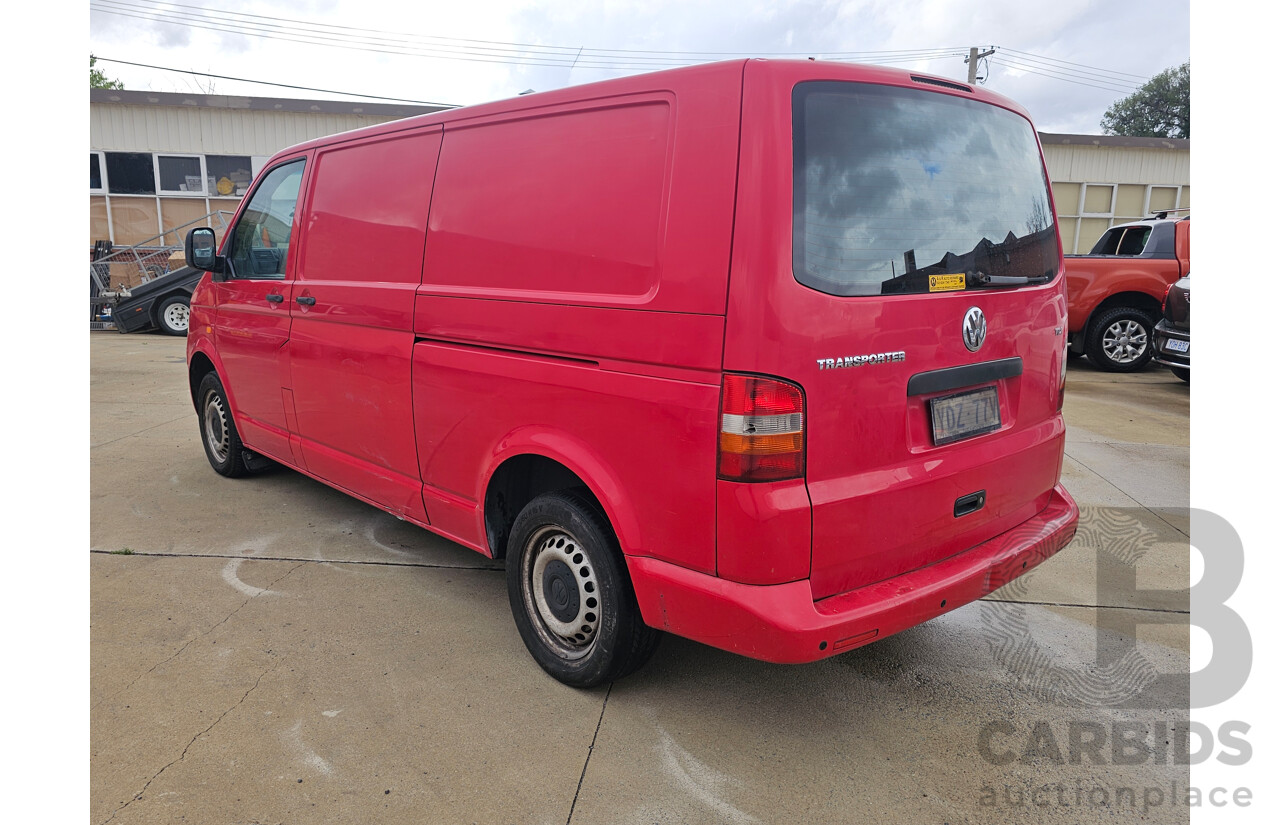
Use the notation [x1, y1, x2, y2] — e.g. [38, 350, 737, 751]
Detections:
[91, 55, 124, 90]
[1100, 62, 1189, 139]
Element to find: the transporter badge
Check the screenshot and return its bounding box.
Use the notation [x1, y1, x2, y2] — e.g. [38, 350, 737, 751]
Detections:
[816, 351, 907, 370]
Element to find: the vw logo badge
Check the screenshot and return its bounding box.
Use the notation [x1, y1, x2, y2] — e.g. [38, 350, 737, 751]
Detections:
[962, 307, 987, 352]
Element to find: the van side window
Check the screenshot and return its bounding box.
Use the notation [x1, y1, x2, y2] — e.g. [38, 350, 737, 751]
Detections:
[228, 160, 305, 280]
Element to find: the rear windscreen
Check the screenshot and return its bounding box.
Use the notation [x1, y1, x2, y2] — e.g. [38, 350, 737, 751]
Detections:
[793, 82, 1058, 296]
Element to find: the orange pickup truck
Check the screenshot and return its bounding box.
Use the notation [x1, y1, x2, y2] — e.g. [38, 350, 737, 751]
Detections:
[1065, 213, 1191, 371]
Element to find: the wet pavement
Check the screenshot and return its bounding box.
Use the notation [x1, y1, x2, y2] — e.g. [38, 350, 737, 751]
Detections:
[91, 333, 1190, 824]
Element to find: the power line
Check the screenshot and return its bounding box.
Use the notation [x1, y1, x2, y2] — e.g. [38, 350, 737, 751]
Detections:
[91, 2, 613, 69]
[1000, 47, 1152, 81]
[990, 58, 1138, 94]
[91, 0, 963, 61]
[993, 49, 1143, 89]
[92, 57, 460, 106]
[91, 0, 1164, 99]
[89, 0, 964, 70]
[992, 60, 1134, 93]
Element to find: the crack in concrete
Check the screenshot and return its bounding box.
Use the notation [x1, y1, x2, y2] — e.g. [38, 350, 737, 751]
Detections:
[91, 414, 192, 449]
[89, 549, 502, 572]
[980, 597, 1189, 614]
[565, 682, 612, 825]
[1063, 446, 1189, 538]
[100, 657, 282, 825]
[92, 563, 304, 714]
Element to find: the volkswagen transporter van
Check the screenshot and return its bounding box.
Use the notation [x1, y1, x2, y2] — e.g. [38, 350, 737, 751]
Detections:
[184, 59, 1079, 687]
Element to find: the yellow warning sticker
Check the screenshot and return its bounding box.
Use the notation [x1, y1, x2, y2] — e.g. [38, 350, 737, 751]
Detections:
[928, 273, 966, 292]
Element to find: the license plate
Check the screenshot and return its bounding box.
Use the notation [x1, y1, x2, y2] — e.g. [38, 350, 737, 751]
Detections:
[1165, 339, 1189, 353]
[930, 386, 1001, 446]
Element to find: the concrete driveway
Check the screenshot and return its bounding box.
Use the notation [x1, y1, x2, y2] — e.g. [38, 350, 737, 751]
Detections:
[91, 332, 1190, 824]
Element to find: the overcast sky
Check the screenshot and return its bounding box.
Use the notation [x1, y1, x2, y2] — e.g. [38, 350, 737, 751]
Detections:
[88, 0, 1189, 135]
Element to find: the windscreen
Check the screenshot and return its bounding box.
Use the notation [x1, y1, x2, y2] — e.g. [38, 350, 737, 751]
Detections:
[793, 82, 1059, 297]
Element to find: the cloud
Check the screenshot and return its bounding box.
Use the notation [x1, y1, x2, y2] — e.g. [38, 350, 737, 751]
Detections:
[156, 21, 192, 49]
[87, 0, 1188, 132]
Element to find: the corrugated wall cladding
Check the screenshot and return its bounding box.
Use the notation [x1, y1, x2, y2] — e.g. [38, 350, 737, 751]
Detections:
[1042, 144, 1190, 186]
[90, 103, 406, 155]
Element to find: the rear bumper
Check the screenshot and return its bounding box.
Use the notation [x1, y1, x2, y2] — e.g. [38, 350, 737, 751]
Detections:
[629, 483, 1078, 664]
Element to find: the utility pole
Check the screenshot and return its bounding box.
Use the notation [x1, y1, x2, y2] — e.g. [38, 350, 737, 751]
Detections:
[966, 46, 995, 84]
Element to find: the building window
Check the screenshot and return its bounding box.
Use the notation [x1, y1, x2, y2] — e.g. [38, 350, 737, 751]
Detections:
[206, 155, 254, 197]
[1147, 186, 1180, 214]
[1051, 180, 1189, 254]
[90, 153, 105, 192]
[90, 151, 257, 246]
[105, 152, 157, 195]
[1081, 184, 1116, 216]
[157, 154, 206, 194]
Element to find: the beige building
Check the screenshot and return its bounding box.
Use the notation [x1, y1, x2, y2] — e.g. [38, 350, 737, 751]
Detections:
[1040, 132, 1190, 254]
[89, 89, 446, 248]
[90, 90, 1189, 255]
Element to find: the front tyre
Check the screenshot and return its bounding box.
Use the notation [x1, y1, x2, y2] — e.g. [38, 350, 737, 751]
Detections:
[1171, 367, 1190, 383]
[196, 372, 251, 477]
[506, 491, 660, 687]
[156, 295, 191, 336]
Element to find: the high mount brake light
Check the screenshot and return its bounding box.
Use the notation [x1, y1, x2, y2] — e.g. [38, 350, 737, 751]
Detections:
[718, 374, 805, 482]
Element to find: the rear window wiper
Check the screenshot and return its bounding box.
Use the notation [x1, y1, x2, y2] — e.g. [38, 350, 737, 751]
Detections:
[972, 271, 1053, 288]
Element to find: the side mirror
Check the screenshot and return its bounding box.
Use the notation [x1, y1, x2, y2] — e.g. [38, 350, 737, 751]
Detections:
[185, 227, 223, 274]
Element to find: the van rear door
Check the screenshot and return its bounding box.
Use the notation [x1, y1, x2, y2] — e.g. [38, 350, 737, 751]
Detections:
[724, 65, 1068, 600]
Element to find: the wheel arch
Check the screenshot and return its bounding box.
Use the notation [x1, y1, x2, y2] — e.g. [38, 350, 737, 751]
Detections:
[187, 348, 224, 413]
[1087, 291, 1162, 330]
[480, 434, 637, 562]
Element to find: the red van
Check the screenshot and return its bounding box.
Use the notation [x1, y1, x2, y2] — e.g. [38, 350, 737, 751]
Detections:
[184, 59, 1078, 687]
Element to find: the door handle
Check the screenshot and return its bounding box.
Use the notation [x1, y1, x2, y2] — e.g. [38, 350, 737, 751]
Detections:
[265, 293, 284, 303]
[954, 490, 986, 518]
[296, 296, 317, 306]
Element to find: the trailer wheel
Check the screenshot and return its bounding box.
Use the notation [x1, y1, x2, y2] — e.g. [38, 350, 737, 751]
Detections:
[506, 491, 660, 687]
[156, 295, 191, 336]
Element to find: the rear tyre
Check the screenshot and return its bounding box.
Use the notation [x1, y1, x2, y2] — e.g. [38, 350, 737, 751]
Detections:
[1171, 367, 1190, 383]
[1086, 307, 1155, 372]
[156, 295, 191, 336]
[506, 491, 661, 687]
[196, 372, 250, 478]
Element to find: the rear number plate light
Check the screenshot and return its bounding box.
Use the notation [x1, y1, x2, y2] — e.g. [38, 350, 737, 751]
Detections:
[929, 386, 1000, 446]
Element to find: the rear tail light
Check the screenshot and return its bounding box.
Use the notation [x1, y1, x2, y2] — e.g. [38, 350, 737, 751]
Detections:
[718, 374, 805, 482]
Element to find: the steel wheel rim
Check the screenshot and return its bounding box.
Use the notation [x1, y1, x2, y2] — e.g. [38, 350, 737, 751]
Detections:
[203, 390, 231, 464]
[521, 525, 601, 660]
[1102, 319, 1147, 364]
[164, 302, 190, 331]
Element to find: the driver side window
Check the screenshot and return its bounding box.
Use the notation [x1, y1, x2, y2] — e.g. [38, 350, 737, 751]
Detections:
[228, 160, 305, 280]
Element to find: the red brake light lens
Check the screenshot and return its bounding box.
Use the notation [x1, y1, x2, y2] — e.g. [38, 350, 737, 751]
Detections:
[718, 374, 805, 482]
